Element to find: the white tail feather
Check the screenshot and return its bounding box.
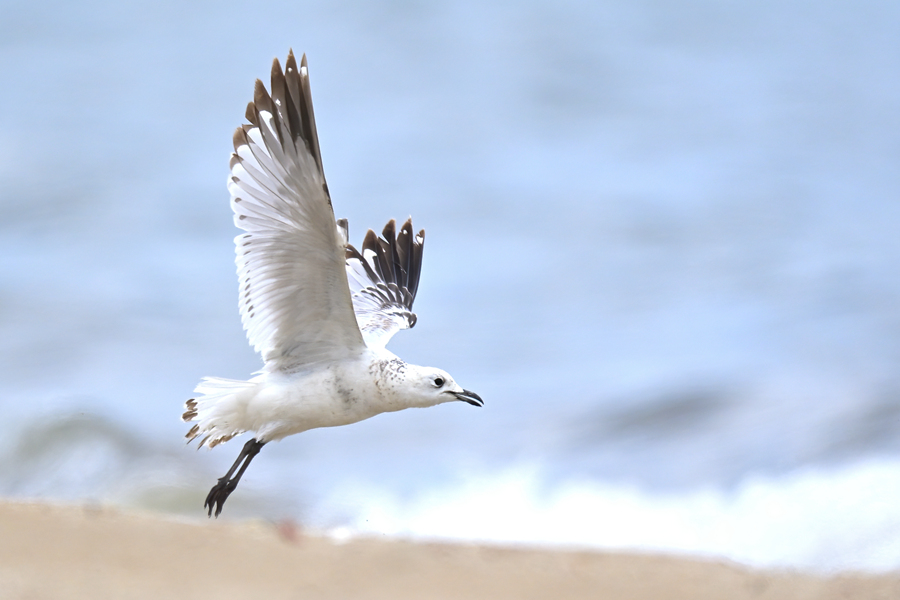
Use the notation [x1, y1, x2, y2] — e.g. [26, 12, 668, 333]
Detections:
[183, 377, 261, 448]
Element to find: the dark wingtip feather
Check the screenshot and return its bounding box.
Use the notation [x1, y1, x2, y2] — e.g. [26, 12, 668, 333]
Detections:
[395, 218, 414, 289]
[273, 53, 305, 151]
[271, 57, 283, 80]
[408, 228, 425, 299]
[253, 79, 274, 114]
[296, 53, 322, 171]
[362, 229, 384, 281]
[244, 102, 258, 126]
[381, 219, 396, 242]
[362, 229, 379, 248]
[269, 55, 297, 146]
[283, 51, 301, 81]
[351, 218, 426, 312]
[379, 219, 399, 283]
[233, 126, 248, 150]
[239, 52, 325, 168]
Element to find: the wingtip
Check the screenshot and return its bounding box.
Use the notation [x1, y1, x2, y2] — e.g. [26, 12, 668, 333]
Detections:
[233, 125, 249, 149]
[253, 78, 268, 103]
[382, 218, 397, 240]
[271, 56, 283, 79]
[244, 102, 258, 126]
[362, 228, 379, 252]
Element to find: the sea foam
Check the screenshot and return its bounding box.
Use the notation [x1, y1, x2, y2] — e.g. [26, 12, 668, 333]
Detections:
[322, 459, 900, 573]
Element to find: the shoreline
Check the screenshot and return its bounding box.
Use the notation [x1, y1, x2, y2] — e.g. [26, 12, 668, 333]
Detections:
[0, 500, 897, 599]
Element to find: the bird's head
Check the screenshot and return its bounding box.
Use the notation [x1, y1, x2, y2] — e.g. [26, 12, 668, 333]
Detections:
[399, 364, 484, 409]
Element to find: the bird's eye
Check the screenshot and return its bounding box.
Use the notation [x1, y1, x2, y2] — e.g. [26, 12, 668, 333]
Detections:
[433, 377, 445, 387]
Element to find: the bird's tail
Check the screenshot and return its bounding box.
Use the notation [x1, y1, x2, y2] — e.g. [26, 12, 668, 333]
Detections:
[182, 376, 260, 448]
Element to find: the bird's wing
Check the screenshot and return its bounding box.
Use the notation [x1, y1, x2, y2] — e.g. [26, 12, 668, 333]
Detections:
[340, 217, 425, 349]
[228, 51, 366, 371]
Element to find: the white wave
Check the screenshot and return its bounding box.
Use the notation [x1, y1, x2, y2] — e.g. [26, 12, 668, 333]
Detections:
[320, 459, 900, 573]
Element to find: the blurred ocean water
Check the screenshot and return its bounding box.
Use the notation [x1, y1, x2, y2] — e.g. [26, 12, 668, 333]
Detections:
[2, 0, 899, 571]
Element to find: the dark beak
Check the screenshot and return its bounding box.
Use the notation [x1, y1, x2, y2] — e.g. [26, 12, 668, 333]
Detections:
[453, 389, 484, 407]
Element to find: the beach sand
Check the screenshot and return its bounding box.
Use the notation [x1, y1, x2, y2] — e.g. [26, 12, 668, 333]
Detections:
[0, 500, 897, 599]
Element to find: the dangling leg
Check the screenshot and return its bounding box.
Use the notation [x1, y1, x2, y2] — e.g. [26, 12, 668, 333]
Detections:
[204, 437, 266, 517]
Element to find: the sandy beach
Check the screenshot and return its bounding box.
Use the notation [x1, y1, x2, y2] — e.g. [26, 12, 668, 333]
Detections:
[0, 500, 896, 600]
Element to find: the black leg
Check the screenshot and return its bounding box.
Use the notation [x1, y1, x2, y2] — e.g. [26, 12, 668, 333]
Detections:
[204, 438, 266, 517]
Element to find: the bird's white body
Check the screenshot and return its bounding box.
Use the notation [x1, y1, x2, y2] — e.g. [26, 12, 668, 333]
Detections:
[183, 51, 480, 517]
[190, 347, 456, 445]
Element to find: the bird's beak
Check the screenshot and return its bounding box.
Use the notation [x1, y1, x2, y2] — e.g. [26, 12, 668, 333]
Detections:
[453, 389, 484, 407]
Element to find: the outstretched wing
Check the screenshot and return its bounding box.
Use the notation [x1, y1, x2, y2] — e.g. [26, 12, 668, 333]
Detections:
[228, 51, 365, 371]
[341, 218, 425, 348]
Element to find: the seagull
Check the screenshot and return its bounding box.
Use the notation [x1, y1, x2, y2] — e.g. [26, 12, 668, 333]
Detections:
[182, 51, 483, 517]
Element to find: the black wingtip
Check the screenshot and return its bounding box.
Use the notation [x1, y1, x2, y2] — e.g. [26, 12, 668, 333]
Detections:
[286, 49, 299, 73]
[253, 78, 268, 104]
[271, 56, 283, 80]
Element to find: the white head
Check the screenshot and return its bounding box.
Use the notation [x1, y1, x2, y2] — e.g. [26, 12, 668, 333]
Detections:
[395, 363, 484, 409]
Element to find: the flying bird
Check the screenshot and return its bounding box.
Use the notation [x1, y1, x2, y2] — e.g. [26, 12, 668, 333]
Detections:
[182, 51, 483, 517]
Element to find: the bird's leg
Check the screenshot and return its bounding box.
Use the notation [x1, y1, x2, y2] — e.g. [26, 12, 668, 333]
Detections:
[204, 438, 266, 517]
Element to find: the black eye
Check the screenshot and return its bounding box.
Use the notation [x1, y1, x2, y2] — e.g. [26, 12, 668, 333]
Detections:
[433, 377, 445, 387]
